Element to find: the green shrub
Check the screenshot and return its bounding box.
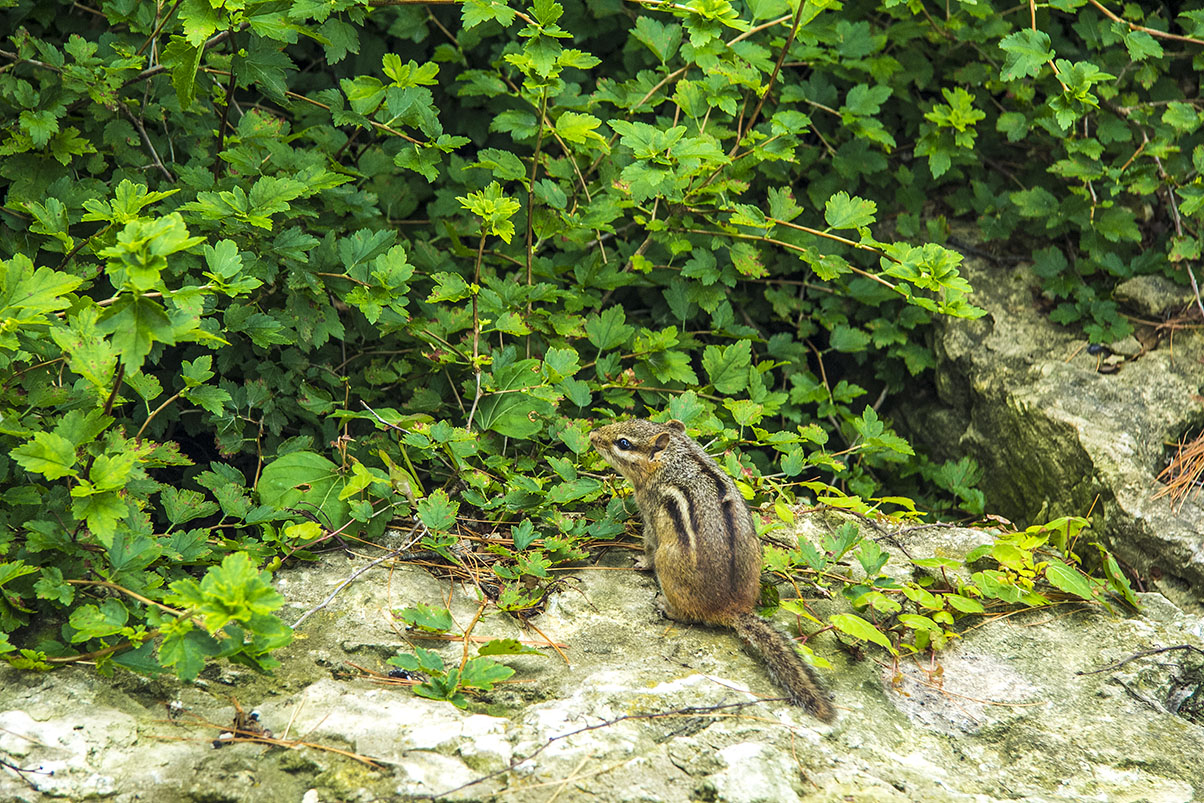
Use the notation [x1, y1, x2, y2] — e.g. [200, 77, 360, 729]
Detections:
[1, 0, 1175, 679]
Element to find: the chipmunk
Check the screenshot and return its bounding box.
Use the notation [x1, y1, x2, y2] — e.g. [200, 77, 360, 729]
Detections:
[590, 418, 835, 722]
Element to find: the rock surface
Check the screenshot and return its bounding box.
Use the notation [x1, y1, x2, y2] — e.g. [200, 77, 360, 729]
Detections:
[896, 242, 1204, 606]
[3, 517, 1203, 802]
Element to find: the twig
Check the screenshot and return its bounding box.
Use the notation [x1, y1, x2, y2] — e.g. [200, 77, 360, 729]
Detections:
[680, 226, 901, 294]
[291, 524, 423, 629]
[214, 37, 239, 180]
[732, 0, 806, 153]
[136, 391, 182, 439]
[465, 231, 487, 432]
[0, 756, 53, 789]
[420, 698, 780, 800]
[126, 28, 239, 85]
[1148, 135, 1204, 321]
[1076, 644, 1204, 675]
[118, 103, 175, 182]
[1085, 0, 1204, 46]
[179, 711, 385, 768]
[522, 616, 570, 666]
[527, 88, 548, 289]
[136, 0, 187, 57]
[103, 362, 126, 417]
[459, 599, 488, 673]
[66, 579, 185, 616]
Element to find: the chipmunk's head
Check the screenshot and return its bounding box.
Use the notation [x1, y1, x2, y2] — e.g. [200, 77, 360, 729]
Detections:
[589, 418, 686, 487]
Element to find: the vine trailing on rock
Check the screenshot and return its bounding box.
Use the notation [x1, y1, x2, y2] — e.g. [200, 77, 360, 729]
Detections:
[765, 514, 1139, 663]
[0, 0, 1175, 681]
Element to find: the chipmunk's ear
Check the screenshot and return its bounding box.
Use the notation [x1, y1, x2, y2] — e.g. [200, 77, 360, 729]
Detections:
[649, 432, 672, 460]
[666, 419, 685, 432]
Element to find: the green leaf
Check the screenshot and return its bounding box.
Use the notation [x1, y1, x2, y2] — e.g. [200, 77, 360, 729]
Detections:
[161, 487, 220, 526]
[1010, 186, 1060, 219]
[71, 493, 127, 546]
[427, 272, 472, 303]
[841, 83, 892, 117]
[545, 477, 602, 504]
[11, 432, 78, 480]
[555, 112, 608, 149]
[632, 16, 682, 63]
[111, 641, 162, 676]
[829, 325, 871, 352]
[417, 488, 459, 532]
[463, 0, 517, 29]
[1094, 206, 1140, 243]
[1161, 102, 1201, 134]
[585, 307, 635, 350]
[236, 39, 293, 104]
[899, 613, 941, 632]
[19, 110, 59, 148]
[998, 29, 1053, 81]
[161, 36, 202, 109]
[0, 560, 38, 588]
[946, 594, 985, 614]
[179, 0, 221, 46]
[34, 567, 74, 606]
[459, 656, 515, 689]
[1123, 30, 1163, 61]
[971, 570, 1025, 603]
[477, 357, 555, 438]
[158, 625, 220, 682]
[478, 638, 544, 656]
[68, 599, 129, 642]
[458, 181, 521, 243]
[257, 451, 349, 528]
[165, 552, 286, 634]
[472, 148, 527, 182]
[1043, 559, 1097, 601]
[829, 613, 897, 654]
[397, 603, 455, 633]
[389, 645, 446, 674]
[824, 191, 877, 230]
[702, 340, 752, 394]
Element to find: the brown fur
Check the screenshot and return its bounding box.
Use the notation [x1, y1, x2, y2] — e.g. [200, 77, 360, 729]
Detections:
[591, 418, 834, 722]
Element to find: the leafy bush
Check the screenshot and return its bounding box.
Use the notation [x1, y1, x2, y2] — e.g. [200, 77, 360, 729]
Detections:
[0, 0, 1177, 680]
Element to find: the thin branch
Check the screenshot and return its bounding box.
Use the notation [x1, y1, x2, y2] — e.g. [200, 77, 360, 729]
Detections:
[136, 0, 187, 57]
[678, 225, 900, 294]
[118, 103, 175, 182]
[733, 0, 807, 154]
[291, 525, 422, 630]
[420, 699, 783, 801]
[1077, 644, 1204, 675]
[465, 231, 487, 432]
[1148, 133, 1204, 321]
[135, 391, 182, 440]
[214, 36, 239, 181]
[527, 88, 548, 289]
[1086, 0, 1204, 47]
[103, 362, 126, 417]
[67, 579, 185, 616]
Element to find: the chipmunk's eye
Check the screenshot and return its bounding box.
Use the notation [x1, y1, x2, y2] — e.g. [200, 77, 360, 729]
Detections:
[615, 437, 633, 450]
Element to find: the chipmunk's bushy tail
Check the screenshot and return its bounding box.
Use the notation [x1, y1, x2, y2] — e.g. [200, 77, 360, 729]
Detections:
[730, 613, 835, 722]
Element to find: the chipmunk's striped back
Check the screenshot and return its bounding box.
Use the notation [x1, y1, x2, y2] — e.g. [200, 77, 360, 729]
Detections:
[590, 418, 835, 721]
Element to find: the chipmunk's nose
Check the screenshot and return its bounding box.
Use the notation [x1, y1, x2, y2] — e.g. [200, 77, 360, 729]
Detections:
[588, 430, 601, 445]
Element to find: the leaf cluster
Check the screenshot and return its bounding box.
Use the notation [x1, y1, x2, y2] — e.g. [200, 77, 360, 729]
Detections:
[767, 515, 1138, 658]
[2, 0, 1172, 682]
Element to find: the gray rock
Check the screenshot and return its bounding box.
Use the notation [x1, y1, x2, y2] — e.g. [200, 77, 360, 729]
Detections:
[1113, 274, 1198, 319]
[895, 238, 1204, 604]
[3, 541, 1202, 802]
